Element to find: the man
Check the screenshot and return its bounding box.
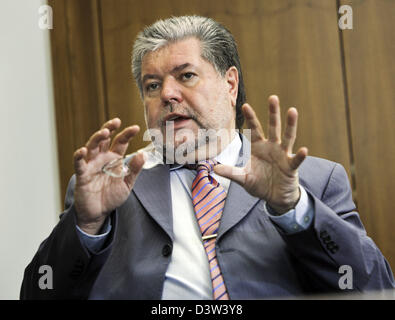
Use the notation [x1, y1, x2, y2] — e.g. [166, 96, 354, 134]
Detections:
[21, 16, 394, 299]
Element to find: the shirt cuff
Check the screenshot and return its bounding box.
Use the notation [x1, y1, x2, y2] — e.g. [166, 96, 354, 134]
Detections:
[76, 217, 112, 253]
[265, 186, 314, 234]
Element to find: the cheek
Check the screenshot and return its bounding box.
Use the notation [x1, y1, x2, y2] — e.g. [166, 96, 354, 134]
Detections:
[144, 102, 161, 127]
[189, 89, 216, 117]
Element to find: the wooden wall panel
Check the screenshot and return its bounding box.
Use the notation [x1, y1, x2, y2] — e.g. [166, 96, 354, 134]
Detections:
[340, 0, 395, 268]
[49, 0, 108, 200]
[99, 0, 351, 175]
[227, 0, 351, 172]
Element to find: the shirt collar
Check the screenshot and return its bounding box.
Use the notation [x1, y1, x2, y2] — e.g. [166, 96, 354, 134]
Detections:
[169, 134, 242, 171]
[213, 133, 242, 168]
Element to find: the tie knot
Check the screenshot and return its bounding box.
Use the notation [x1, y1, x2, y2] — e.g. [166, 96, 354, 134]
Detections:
[196, 159, 218, 173]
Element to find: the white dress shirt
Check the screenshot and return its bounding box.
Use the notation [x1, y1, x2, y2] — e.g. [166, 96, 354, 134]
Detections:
[76, 134, 314, 299]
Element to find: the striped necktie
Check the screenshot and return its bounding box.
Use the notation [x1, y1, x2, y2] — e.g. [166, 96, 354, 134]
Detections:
[191, 159, 229, 300]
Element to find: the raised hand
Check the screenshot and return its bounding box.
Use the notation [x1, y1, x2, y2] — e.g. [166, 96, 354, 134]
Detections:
[73, 118, 145, 234]
[214, 95, 308, 215]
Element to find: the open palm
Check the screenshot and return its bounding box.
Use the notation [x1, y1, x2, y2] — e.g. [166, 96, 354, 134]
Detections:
[215, 96, 308, 214]
[73, 118, 145, 233]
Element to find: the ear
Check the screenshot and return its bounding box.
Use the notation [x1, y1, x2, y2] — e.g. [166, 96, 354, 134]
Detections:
[225, 66, 239, 108]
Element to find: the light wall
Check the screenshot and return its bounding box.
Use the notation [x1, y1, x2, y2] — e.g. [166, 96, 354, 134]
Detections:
[0, 0, 60, 299]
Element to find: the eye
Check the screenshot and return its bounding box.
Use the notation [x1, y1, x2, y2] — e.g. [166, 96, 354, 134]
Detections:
[146, 82, 160, 92]
[181, 72, 196, 81]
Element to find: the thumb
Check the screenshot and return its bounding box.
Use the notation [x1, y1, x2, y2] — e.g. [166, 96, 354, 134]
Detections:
[214, 164, 246, 186]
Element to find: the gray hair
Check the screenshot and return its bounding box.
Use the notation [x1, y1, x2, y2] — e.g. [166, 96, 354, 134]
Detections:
[131, 15, 246, 129]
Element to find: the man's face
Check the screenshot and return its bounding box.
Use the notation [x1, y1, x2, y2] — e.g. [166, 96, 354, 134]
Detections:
[141, 37, 238, 161]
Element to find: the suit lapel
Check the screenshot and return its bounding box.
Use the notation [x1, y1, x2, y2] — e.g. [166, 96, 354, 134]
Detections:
[218, 134, 260, 240]
[131, 134, 257, 242]
[132, 164, 174, 241]
[218, 181, 260, 241]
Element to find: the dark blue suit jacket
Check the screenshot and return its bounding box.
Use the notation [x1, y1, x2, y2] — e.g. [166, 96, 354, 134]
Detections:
[21, 136, 395, 299]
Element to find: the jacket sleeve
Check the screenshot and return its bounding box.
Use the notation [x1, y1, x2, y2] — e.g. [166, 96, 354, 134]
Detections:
[278, 160, 395, 292]
[20, 175, 116, 299]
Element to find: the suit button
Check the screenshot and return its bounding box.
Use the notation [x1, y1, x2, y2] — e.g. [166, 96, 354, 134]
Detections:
[162, 244, 172, 257]
[327, 241, 339, 254]
[320, 230, 329, 239]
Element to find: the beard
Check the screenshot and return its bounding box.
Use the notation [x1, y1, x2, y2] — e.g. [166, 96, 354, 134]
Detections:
[149, 121, 216, 164]
[146, 101, 234, 164]
[149, 125, 231, 164]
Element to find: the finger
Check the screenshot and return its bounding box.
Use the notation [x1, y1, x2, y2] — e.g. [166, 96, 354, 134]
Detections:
[124, 151, 146, 188]
[289, 147, 308, 170]
[98, 137, 111, 153]
[74, 147, 88, 175]
[100, 117, 121, 131]
[85, 128, 111, 160]
[214, 164, 246, 186]
[110, 125, 140, 156]
[268, 95, 281, 143]
[242, 103, 265, 142]
[99, 118, 122, 152]
[281, 107, 298, 153]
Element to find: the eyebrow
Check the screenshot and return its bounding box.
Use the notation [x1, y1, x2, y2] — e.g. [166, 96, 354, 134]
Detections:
[142, 63, 193, 84]
[171, 63, 191, 74]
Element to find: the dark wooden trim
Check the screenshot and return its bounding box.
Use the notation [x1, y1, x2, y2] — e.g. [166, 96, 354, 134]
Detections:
[49, 0, 108, 201]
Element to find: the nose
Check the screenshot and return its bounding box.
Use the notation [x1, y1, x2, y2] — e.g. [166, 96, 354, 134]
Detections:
[161, 76, 183, 105]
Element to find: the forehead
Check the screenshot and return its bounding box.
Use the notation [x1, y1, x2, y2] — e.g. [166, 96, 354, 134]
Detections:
[141, 37, 208, 75]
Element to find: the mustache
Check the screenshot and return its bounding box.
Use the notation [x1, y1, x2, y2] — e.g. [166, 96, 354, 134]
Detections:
[158, 103, 200, 127]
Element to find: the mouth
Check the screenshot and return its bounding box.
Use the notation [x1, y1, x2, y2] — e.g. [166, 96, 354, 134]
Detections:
[162, 113, 193, 128]
[163, 113, 191, 122]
